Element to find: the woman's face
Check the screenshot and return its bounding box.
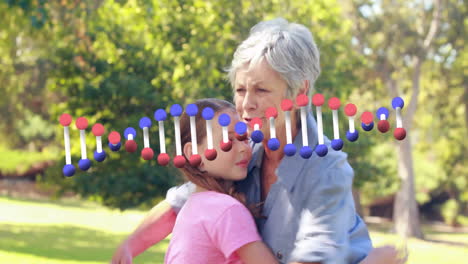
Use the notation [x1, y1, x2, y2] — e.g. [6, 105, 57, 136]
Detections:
[198, 111, 252, 181]
[234, 59, 291, 139]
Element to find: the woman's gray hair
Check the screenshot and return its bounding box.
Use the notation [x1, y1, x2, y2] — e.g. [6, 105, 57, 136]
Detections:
[228, 18, 321, 98]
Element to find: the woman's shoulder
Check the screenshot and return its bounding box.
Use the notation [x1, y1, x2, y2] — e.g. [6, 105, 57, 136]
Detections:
[299, 150, 354, 191]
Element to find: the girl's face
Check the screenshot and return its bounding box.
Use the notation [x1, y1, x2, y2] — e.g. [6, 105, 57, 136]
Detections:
[198, 111, 252, 181]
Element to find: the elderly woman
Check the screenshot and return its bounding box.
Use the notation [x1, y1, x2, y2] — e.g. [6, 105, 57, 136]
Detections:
[112, 18, 403, 264]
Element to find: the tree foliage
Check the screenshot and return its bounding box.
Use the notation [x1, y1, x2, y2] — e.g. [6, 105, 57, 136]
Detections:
[1, 0, 363, 210]
[1, 0, 465, 219]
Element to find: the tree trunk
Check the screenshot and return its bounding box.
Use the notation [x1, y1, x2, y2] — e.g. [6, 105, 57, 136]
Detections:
[393, 134, 424, 238]
[464, 81, 468, 135]
[392, 56, 424, 239]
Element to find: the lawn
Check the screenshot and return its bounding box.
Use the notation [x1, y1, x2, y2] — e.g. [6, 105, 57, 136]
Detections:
[0, 195, 466, 264]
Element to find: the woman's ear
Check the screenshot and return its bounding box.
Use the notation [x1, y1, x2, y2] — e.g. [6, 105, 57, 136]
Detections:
[298, 80, 310, 95]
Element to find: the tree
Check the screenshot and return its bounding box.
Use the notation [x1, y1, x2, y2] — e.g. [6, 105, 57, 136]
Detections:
[4, 0, 361, 210]
[347, 0, 445, 238]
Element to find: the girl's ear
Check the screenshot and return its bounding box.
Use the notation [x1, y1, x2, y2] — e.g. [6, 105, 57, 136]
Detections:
[183, 142, 193, 160]
[184, 142, 205, 169]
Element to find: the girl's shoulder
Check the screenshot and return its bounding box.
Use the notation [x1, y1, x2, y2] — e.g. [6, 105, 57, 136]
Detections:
[185, 191, 249, 220]
[189, 191, 242, 208]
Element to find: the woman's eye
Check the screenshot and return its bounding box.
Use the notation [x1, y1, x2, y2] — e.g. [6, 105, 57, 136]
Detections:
[236, 88, 245, 93]
[258, 88, 269, 93]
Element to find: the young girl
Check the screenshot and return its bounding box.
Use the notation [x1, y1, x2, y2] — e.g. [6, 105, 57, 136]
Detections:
[164, 98, 278, 264]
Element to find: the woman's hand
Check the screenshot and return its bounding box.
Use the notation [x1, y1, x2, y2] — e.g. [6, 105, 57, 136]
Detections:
[111, 242, 133, 264]
[360, 245, 408, 264]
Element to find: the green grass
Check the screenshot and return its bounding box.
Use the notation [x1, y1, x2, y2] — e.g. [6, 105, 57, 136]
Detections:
[1, 195, 467, 264]
[0, 196, 167, 264]
[368, 224, 468, 264]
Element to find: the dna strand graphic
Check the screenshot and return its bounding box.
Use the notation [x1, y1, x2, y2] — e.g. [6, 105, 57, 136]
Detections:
[59, 95, 407, 177]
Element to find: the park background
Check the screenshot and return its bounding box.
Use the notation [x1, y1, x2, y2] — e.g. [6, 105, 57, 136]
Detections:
[0, 0, 466, 263]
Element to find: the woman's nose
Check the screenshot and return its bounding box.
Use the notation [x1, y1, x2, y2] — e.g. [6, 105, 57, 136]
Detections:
[243, 91, 257, 111]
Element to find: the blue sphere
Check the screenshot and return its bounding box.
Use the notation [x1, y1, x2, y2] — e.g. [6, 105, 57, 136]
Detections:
[109, 142, 121, 151]
[94, 150, 106, 162]
[154, 109, 167, 121]
[346, 130, 359, 142]
[218, 113, 231, 126]
[124, 127, 137, 139]
[284, 143, 296, 156]
[376, 107, 390, 120]
[315, 144, 328, 157]
[186, 104, 198, 116]
[235, 122, 247, 135]
[78, 158, 91, 171]
[63, 164, 75, 177]
[331, 139, 344, 151]
[267, 138, 280, 151]
[392, 97, 405, 109]
[170, 104, 183, 117]
[251, 130, 264, 143]
[361, 122, 374, 131]
[139, 117, 152, 129]
[300, 146, 313, 159]
[202, 107, 215, 120]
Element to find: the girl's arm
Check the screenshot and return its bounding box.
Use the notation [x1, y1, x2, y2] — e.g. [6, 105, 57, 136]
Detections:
[236, 241, 279, 264]
[111, 200, 177, 264]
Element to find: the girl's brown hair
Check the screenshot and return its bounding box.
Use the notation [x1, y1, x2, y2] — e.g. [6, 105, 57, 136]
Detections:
[178, 98, 248, 207]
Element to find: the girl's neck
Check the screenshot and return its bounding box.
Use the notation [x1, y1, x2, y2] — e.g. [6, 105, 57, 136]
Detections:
[194, 185, 208, 193]
[193, 181, 234, 194]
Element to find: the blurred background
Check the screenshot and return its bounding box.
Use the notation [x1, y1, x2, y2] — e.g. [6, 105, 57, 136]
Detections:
[0, 0, 466, 263]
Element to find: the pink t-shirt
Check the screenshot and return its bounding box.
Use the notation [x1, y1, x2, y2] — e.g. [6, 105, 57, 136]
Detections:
[164, 191, 261, 264]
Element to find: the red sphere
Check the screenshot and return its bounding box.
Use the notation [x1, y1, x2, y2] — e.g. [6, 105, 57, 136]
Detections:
[344, 103, 357, 116]
[281, 99, 293, 111]
[394, 128, 407, 140]
[173, 155, 186, 168]
[377, 120, 390, 133]
[220, 140, 232, 152]
[361, 111, 374, 125]
[141, 147, 154, 160]
[92, 123, 105, 136]
[189, 154, 202, 167]
[328, 97, 341, 110]
[250, 117, 263, 129]
[125, 140, 138, 153]
[108, 131, 121, 144]
[235, 133, 248, 141]
[205, 149, 217, 160]
[296, 94, 309, 107]
[59, 113, 72, 126]
[157, 153, 170, 166]
[76, 117, 89, 130]
[265, 107, 278, 118]
[312, 93, 325, 106]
